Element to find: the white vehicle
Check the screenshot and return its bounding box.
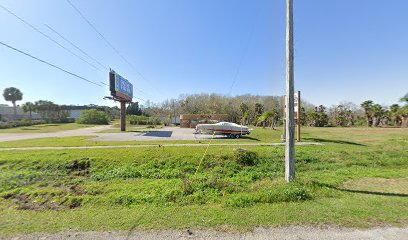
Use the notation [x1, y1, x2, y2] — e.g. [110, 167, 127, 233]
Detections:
[195, 122, 251, 138]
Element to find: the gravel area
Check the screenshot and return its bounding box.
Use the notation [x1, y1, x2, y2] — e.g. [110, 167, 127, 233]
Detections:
[8, 226, 408, 240]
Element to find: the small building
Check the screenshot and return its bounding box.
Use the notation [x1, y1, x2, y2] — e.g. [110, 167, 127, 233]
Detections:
[180, 114, 229, 128]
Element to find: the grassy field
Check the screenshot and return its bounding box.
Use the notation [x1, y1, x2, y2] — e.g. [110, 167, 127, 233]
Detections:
[0, 127, 407, 236]
[0, 123, 96, 133]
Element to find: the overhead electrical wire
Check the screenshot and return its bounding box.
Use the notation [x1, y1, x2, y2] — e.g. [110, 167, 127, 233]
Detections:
[43, 24, 148, 98]
[0, 3, 102, 72]
[228, 10, 259, 96]
[65, 0, 164, 97]
[0, 41, 103, 87]
[228, 29, 254, 95]
[44, 24, 109, 71]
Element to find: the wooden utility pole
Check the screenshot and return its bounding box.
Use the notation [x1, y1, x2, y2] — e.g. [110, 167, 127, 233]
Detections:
[285, 0, 295, 182]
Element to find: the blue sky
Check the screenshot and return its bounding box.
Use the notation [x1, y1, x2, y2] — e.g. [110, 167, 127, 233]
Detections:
[0, 0, 407, 108]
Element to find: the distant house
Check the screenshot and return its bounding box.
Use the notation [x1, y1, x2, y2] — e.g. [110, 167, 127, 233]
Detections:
[160, 116, 180, 126]
[0, 105, 40, 121]
[67, 109, 84, 119]
[61, 105, 109, 120]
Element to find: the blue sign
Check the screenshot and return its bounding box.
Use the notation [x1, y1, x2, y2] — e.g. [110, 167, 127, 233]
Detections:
[115, 73, 133, 99]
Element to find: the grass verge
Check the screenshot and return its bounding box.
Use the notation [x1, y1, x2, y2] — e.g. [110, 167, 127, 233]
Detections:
[0, 127, 407, 236]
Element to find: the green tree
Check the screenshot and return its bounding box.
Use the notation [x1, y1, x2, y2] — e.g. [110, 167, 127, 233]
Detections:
[76, 109, 109, 125]
[34, 100, 55, 120]
[258, 110, 277, 129]
[361, 100, 374, 127]
[400, 93, 408, 104]
[371, 104, 384, 127]
[390, 104, 401, 126]
[2, 87, 23, 117]
[126, 102, 143, 115]
[239, 103, 249, 125]
[253, 103, 264, 126]
[307, 105, 328, 127]
[22, 102, 35, 121]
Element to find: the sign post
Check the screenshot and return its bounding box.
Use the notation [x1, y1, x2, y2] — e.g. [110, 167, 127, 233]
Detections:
[108, 70, 133, 132]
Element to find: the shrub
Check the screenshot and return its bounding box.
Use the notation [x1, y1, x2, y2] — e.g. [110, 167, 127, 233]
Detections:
[233, 149, 258, 166]
[128, 115, 162, 125]
[0, 119, 46, 129]
[76, 109, 109, 125]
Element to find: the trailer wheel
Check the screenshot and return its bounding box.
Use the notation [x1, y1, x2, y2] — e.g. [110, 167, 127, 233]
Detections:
[235, 134, 240, 139]
[229, 134, 235, 139]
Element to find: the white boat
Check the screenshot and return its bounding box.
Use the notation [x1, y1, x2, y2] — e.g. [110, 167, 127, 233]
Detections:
[195, 122, 251, 138]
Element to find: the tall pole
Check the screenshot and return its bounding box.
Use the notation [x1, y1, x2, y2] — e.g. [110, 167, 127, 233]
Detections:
[120, 101, 126, 132]
[285, 0, 295, 182]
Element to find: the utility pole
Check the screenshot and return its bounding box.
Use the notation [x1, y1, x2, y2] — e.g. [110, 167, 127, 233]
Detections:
[285, 0, 295, 182]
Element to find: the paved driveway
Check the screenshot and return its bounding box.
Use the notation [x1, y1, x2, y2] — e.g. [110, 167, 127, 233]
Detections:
[90, 127, 220, 141]
[0, 126, 227, 142]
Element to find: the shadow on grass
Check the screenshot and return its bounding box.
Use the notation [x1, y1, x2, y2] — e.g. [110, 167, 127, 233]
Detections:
[303, 137, 366, 146]
[241, 136, 261, 141]
[317, 182, 408, 198]
[20, 128, 40, 131]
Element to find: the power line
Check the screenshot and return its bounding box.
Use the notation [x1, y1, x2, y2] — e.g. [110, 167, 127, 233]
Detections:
[228, 10, 259, 96]
[65, 0, 164, 97]
[228, 28, 255, 95]
[0, 41, 103, 87]
[45, 24, 109, 71]
[0, 3, 102, 72]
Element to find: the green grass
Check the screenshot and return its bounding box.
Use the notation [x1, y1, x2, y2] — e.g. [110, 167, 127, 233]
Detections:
[0, 123, 96, 133]
[0, 127, 407, 236]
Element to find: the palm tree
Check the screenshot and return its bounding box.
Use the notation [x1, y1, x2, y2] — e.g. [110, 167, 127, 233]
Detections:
[361, 100, 373, 127]
[258, 111, 277, 129]
[371, 104, 384, 127]
[400, 93, 408, 104]
[390, 104, 401, 126]
[22, 102, 35, 121]
[3, 87, 23, 118]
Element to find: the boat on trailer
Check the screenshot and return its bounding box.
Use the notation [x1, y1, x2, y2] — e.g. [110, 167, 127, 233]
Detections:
[195, 122, 251, 138]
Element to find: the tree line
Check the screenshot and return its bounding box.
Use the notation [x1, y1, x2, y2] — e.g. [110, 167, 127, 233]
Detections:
[3, 87, 408, 128]
[2, 87, 119, 122]
[137, 93, 408, 128]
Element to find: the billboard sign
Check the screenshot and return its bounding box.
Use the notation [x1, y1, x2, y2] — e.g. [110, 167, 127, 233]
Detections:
[109, 70, 133, 101]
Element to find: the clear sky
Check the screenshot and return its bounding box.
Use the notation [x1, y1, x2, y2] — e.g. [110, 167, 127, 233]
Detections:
[0, 0, 407, 108]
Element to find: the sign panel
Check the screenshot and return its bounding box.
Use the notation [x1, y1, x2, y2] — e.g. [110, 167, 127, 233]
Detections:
[109, 70, 133, 102]
[294, 92, 299, 113]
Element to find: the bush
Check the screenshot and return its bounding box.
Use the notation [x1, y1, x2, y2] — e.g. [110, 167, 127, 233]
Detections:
[127, 115, 162, 125]
[0, 120, 47, 129]
[233, 149, 258, 166]
[76, 110, 109, 125]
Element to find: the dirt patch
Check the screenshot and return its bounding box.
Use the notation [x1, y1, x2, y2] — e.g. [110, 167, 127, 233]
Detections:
[66, 159, 91, 176]
[3, 193, 64, 210]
